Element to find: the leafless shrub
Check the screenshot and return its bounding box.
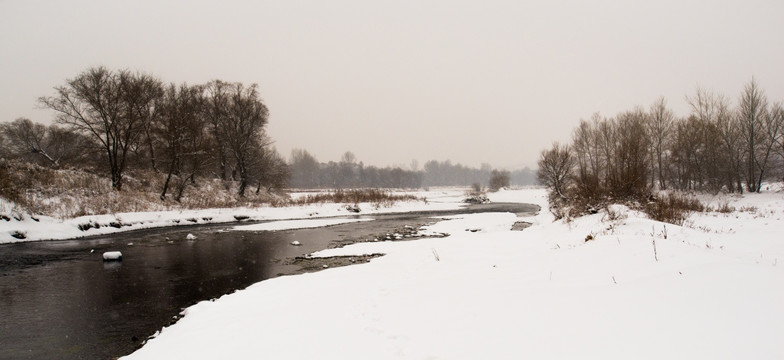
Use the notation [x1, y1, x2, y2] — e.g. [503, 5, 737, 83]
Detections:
[537, 142, 573, 200]
[716, 201, 735, 213]
[585, 234, 594, 242]
[643, 193, 704, 225]
[288, 189, 420, 208]
[0, 160, 285, 218]
[739, 205, 758, 213]
[488, 169, 510, 192]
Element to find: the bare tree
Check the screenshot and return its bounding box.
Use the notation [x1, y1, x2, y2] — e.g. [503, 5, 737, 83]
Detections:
[156, 83, 207, 200]
[761, 101, 783, 187]
[203, 80, 231, 180]
[339, 151, 358, 188]
[488, 169, 510, 192]
[714, 94, 744, 192]
[537, 142, 574, 199]
[125, 71, 165, 172]
[647, 97, 674, 189]
[571, 115, 604, 198]
[771, 103, 784, 178]
[670, 116, 699, 190]
[0, 128, 7, 159]
[220, 82, 269, 196]
[139, 111, 160, 172]
[610, 108, 650, 198]
[341, 151, 356, 164]
[737, 78, 777, 192]
[39, 67, 162, 190]
[254, 145, 290, 193]
[1, 118, 62, 166]
[290, 149, 320, 188]
[684, 88, 743, 193]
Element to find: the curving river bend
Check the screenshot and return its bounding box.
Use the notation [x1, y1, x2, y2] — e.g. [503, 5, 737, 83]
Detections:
[0, 203, 537, 360]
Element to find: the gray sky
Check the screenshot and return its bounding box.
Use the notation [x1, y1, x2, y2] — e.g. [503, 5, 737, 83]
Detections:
[2, 0, 783, 169]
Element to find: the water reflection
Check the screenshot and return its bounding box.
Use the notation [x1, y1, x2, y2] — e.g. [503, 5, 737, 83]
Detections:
[0, 225, 320, 360]
[103, 261, 122, 270]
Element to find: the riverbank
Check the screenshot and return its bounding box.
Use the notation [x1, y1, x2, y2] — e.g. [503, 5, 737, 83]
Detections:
[0, 188, 470, 244]
[123, 187, 783, 359]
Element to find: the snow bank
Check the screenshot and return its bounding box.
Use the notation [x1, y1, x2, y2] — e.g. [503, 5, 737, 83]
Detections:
[0, 188, 467, 243]
[123, 187, 783, 360]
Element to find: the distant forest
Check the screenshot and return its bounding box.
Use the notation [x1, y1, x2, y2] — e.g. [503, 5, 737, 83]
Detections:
[288, 149, 535, 189]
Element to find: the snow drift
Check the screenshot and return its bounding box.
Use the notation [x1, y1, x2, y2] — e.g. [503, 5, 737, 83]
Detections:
[122, 188, 784, 359]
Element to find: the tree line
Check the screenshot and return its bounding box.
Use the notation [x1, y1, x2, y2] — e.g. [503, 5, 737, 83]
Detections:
[1, 67, 288, 200]
[2, 66, 537, 199]
[538, 78, 784, 212]
[288, 149, 534, 189]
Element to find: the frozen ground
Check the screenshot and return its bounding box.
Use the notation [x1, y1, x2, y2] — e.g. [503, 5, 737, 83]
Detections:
[0, 188, 466, 243]
[123, 187, 783, 359]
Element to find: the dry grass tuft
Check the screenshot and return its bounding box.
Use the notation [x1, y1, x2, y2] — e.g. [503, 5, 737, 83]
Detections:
[0, 160, 421, 219]
[286, 189, 420, 208]
[643, 193, 704, 225]
[716, 201, 735, 213]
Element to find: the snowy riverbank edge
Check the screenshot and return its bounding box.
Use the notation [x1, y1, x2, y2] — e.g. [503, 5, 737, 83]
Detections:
[124, 187, 783, 360]
[0, 189, 469, 244]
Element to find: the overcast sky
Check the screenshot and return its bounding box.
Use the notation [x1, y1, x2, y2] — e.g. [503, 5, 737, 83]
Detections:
[2, 0, 783, 169]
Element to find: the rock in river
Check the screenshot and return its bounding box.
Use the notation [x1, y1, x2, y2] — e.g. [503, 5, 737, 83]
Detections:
[102, 251, 122, 261]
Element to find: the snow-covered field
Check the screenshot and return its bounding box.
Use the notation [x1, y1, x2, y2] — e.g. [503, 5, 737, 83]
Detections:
[122, 187, 783, 359]
[0, 188, 467, 243]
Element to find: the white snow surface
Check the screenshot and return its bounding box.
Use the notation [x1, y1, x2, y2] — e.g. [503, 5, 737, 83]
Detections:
[233, 218, 373, 232]
[123, 187, 784, 360]
[0, 188, 466, 243]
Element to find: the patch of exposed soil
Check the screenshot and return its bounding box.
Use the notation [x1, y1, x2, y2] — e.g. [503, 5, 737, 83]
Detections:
[511, 221, 532, 231]
[286, 254, 385, 273]
[284, 222, 455, 274]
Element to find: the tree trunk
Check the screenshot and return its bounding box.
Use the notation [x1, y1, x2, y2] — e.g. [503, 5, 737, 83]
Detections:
[160, 164, 175, 200]
[145, 127, 158, 172]
[174, 173, 193, 202]
[111, 167, 123, 191]
[237, 158, 248, 197]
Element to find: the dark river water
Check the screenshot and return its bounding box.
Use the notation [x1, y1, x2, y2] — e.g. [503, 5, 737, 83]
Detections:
[0, 203, 537, 360]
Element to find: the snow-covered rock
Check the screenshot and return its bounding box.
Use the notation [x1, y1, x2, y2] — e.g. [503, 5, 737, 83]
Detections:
[102, 251, 122, 261]
[290, 240, 301, 246]
[186, 233, 197, 240]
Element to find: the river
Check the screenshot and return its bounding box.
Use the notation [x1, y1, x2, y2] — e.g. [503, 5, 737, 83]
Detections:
[0, 203, 537, 359]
